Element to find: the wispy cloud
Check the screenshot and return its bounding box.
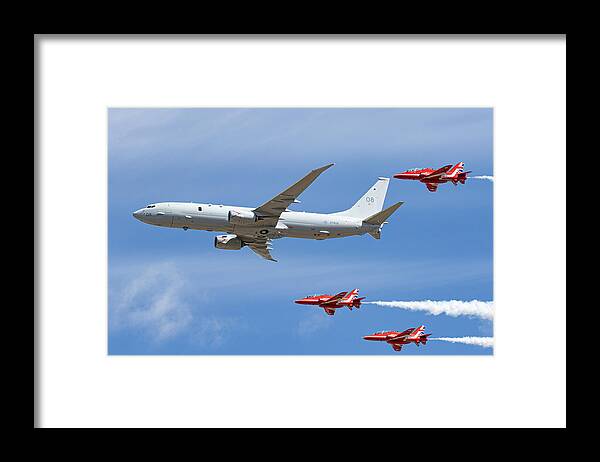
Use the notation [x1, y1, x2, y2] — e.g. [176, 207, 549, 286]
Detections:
[109, 262, 235, 346]
[110, 252, 491, 298]
[296, 311, 335, 337]
[108, 108, 494, 170]
[429, 337, 494, 348]
[365, 300, 494, 320]
[190, 316, 240, 348]
[110, 262, 192, 341]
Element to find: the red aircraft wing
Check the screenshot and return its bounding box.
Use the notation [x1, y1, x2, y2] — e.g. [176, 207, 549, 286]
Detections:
[320, 291, 348, 306]
[392, 328, 414, 338]
[421, 164, 453, 181]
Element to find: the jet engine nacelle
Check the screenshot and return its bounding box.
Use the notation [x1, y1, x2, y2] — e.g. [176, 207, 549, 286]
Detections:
[228, 209, 257, 225]
[214, 234, 244, 250]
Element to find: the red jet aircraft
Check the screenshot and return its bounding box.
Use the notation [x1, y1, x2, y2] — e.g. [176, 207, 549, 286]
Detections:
[363, 325, 431, 351]
[393, 162, 471, 192]
[294, 289, 365, 316]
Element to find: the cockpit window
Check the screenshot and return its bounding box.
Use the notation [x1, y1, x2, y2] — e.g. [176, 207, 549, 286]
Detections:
[146, 204, 156, 208]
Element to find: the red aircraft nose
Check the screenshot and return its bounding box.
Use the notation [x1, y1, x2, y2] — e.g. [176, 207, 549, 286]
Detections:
[394, 172, 413, 179]
[294, 299, 309, 304]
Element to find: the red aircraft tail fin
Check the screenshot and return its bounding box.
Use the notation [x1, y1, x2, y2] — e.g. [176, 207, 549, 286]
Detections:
[447, 161, 465, 178]
[408, 325, 426, 340]
[343, 288, 359, 300]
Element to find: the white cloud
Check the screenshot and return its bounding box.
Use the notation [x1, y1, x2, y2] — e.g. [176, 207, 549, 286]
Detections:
[296, 311, 335, 337]
[110, 262, 192, 341]
[190, 316, 239, 348]
[110, 262, 235, 346]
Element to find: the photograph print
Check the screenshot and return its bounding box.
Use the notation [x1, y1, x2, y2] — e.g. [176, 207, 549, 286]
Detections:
[108, 108, 493, 355]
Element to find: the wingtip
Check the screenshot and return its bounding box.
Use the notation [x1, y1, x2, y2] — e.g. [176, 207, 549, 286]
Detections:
[319, 163, 334, 171]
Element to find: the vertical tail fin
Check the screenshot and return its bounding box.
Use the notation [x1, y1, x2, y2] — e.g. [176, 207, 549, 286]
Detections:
[447, 162, 465, 178]
[336, 178, 390, 219]
[342, 288, 359, 302]
[409, 325, 426, 339]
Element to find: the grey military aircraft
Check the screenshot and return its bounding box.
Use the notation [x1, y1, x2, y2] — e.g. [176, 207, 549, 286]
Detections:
[132, 164, 403, 261]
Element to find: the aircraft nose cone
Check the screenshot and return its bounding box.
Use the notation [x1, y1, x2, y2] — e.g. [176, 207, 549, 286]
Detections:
[132, 209, 143, 220]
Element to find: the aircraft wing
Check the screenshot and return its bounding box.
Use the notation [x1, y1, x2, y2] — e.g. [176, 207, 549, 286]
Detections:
[320, 291, 348, 306]
[253, 163, 334, 226]
[425, 183, 438, 192]
[391, 328, 413, 339]
[421, 164, 453, 180]
[244, 238, 277, 262]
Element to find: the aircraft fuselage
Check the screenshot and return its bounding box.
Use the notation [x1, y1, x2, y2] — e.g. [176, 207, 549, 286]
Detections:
[133, 202, 379, 241]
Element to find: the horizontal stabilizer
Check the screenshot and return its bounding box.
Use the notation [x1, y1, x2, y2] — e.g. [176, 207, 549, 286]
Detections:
[363, 201, 404, 226]
[368, 230, 381, 240]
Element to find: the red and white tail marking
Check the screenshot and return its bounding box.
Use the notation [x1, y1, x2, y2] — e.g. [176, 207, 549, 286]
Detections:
[447, 162, 465, 178]
[342, 288, 359, 302]
[409, 325, 426, 339]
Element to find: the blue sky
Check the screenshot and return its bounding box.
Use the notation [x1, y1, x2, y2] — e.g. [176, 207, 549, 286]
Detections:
[108, 108, 493, 355]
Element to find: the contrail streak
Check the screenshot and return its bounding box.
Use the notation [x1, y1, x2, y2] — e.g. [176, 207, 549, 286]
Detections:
[365, 300, 494, 320]
[429, 337, 494, 348]
[471, 175, 494, 182]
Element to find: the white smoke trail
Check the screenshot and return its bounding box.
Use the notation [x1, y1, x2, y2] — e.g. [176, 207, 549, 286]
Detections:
[365, 300, 494, 320]
[471, 175, 494, 182]
[429, 337, 494, 348]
